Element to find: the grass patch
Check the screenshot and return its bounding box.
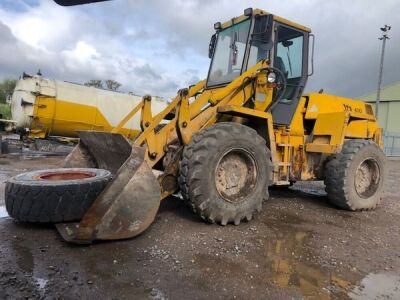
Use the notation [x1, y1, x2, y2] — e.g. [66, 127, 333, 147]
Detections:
[0, 103, 11, 119]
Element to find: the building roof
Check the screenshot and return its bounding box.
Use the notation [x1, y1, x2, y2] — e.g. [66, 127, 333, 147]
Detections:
[361, 81, 400, 103]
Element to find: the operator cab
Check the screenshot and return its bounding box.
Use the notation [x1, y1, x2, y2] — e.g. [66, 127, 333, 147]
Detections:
[207, 8, 312, 126]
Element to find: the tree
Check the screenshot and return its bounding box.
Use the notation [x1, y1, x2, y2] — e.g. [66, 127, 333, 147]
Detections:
[83, 79, 122, 91]
[84, 79, 103, 88]
[105, 79, 121, 91]
[0, 78, 17, 103]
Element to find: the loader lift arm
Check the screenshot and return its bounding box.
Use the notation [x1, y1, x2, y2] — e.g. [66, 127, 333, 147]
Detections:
[60, 59, 279, 243]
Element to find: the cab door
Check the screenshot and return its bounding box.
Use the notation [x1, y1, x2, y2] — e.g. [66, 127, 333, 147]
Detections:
[271, 23, 309, 126]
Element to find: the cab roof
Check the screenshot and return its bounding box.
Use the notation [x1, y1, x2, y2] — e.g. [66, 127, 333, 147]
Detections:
[220, 8, 311, 33]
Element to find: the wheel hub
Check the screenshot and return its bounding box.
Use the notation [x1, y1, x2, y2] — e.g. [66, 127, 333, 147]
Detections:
[354, 158, 380, 198]
[38, 171, 96, 181]
[215, 148, 258, 203]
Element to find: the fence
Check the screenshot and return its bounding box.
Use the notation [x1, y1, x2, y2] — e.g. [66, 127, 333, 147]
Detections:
[383, 132, 400, 157]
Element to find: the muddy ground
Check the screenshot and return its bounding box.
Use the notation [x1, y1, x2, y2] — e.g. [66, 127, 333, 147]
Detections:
[0, 154, 399, 299]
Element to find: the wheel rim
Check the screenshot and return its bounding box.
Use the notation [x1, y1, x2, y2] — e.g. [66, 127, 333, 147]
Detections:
[354, 157, 380, 198]
[38, 171, 96, 181]
[215, 148, 258, 203]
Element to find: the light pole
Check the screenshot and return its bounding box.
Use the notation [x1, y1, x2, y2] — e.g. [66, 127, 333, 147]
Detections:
[376, 25, 391, 120]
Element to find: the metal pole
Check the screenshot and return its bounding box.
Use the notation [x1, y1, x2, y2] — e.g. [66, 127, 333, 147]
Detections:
[376, 25, 391, 120]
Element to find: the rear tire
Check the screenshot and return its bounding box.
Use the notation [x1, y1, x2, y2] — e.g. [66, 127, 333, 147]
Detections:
[5, 168, 112, 223]
[179, 122, 272, 225]
[324, 140, 386, 211]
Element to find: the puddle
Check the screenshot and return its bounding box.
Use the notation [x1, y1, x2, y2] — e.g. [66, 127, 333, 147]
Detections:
[33, 277, 48, 291]
[0, 173, 9, 182]
[263, 227, 361, 299]
[33, 277, 48, 297]
[262, 215, 399, 299]
[150, 287, 167, 300]
[0, 206, 8, 218]
[349, 272, 400, 299]
[12, 239, 34, 274]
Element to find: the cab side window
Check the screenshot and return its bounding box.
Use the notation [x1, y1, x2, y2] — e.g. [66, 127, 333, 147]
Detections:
[274, 25, 304, 102]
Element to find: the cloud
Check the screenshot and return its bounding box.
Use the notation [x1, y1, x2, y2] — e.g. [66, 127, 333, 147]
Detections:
[0, 0, 399, 99]
[0, 21, 57, 78]
[0, 0, 187, 97]
[62, 41, 101, 68]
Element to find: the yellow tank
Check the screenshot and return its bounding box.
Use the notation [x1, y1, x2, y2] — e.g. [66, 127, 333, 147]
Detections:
[10, 74, 167, 139]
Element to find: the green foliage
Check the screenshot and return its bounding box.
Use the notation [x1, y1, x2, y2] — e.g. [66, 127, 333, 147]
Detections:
[0, 103, 11, 119]
[0, 79, 17, 104]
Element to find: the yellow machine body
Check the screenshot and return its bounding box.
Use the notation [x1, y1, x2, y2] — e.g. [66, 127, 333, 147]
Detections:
[109, 71, 381, 189]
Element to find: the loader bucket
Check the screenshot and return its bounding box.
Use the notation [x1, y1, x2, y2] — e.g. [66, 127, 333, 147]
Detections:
[56, 131, 161, 244]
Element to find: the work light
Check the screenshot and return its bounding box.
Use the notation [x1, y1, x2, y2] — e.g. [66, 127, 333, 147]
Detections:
[267, 72, 276, 83]
[244, 8, 253, 16]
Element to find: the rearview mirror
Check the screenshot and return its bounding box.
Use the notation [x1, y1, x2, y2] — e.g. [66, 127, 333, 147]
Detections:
[282, 40, 293, 47]
[208, 34, 217, 59]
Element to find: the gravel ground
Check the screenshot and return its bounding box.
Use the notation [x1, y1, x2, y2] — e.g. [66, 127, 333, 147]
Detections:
[0, 154, 399, 299]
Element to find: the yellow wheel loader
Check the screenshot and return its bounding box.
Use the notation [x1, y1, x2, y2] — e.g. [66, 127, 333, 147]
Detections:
[5, 8, 386, 244]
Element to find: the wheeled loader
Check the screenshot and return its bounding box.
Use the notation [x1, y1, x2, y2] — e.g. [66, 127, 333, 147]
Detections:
[5, 8, 386, 244]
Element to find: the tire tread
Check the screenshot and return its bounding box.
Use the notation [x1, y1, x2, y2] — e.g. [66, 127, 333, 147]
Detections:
[5, 169, 111, 223]
[178, 122, 271, 225]
[324, 139, 385, 211]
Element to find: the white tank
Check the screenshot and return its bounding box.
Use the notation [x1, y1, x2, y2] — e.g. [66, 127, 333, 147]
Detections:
[10, 74, 167, 139]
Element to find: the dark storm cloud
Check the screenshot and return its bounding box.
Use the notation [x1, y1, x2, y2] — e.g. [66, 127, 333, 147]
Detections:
[0, 1, 185, 97]
[300, 0, 400, 97]
[0, 0, 399, 98]
[133, 64, 162, 80]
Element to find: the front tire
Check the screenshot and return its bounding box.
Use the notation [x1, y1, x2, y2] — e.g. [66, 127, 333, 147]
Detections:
[179, 122, 272, 225]
[324, 139, 386, 211]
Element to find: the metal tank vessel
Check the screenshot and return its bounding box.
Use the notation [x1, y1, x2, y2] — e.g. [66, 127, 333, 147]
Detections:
[10, 74, 167, 139]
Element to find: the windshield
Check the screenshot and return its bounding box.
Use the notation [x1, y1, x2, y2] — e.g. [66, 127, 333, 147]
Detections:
[207, 19, 251, 87]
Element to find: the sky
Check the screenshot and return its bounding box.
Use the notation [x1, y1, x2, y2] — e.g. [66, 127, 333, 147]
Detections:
[0, 0, 399, 99]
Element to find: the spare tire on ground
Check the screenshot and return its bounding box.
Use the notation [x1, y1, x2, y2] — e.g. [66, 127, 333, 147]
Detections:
[5, 168, 112, 223]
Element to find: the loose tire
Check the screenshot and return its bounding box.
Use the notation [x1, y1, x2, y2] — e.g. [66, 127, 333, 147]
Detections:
[324, 139, 386, 211]
[5, 168, 112, 223]
[179, 122, 271, 225]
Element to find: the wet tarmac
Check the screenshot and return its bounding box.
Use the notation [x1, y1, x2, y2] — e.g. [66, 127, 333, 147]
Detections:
[0, 155, 400, 299]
